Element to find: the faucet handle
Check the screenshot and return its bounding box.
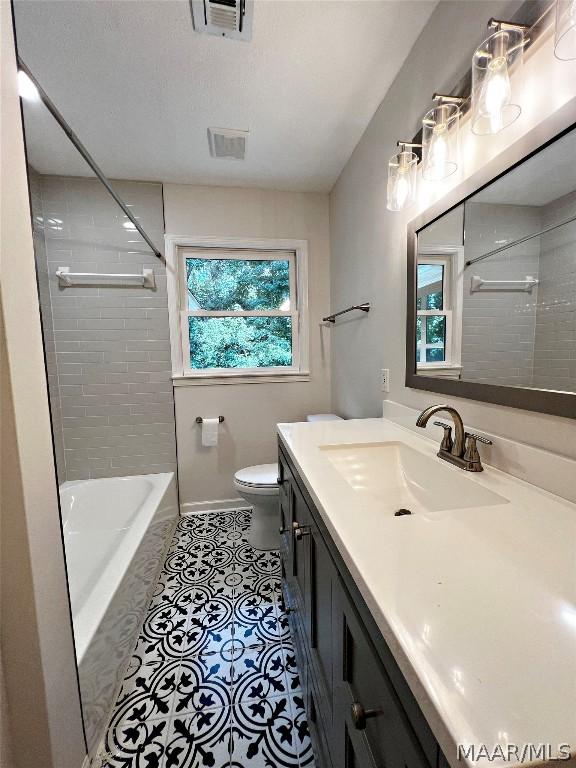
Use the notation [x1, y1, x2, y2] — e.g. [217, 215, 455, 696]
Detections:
[465, 432, 492, 446]
[433, 421, 453, 453]
[463, 432, 492, 467]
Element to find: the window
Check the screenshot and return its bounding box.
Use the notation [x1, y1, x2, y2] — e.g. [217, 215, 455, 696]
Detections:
[165, 237, 309, 382]
[416, 248, 463, 375]
[416, 260, 450, 364]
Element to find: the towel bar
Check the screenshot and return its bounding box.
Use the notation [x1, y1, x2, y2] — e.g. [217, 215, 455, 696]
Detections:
[323, 302, 370, 323]
[56, 267, 156, 289]
[470, 275, 538, 293]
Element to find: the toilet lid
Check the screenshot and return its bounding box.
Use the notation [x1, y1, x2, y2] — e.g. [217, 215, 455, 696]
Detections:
[234, 463, 278, 488]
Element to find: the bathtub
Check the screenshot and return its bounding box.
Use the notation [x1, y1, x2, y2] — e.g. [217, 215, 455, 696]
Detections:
[59, 472, 178, 755]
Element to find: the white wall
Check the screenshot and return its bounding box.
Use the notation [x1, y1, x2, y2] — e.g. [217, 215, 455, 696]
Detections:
[163, 184, 331, 507]
[330, 0, 576, 461]
[0, 2, 87, 765]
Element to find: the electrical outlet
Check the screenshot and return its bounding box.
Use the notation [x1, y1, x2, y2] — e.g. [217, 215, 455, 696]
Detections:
[381, 368, 390, 393]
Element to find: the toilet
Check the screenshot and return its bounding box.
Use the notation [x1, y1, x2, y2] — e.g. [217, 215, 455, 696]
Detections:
[234, 414, 342, 550]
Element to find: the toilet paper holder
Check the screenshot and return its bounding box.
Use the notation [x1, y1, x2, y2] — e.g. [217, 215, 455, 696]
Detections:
[195, 416, 225, 424]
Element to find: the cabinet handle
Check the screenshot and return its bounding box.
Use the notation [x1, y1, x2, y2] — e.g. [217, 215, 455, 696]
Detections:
[350, 702, 381, 730]
[292, 521, 300, 529]
[294, 527, 310, 540]
[279, 527, 286, 534]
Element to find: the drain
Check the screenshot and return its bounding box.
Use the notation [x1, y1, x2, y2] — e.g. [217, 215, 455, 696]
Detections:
[394, 508, 412, 516]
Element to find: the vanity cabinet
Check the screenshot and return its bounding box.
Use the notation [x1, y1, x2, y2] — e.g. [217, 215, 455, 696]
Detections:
[278, 442, 443, 768]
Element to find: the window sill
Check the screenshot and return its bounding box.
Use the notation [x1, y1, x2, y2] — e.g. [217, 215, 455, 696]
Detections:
[417, 364, 462, 380]
[172, 371, 311, 386]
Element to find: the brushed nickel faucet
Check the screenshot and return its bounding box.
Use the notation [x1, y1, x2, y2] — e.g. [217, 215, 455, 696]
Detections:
[416, 404, 492, 472]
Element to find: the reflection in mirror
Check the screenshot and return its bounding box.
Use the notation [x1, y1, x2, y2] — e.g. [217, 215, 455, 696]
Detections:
[416, 204, 464, 378]
[413, 126, 576, 394]
[417, 262, 447, 363]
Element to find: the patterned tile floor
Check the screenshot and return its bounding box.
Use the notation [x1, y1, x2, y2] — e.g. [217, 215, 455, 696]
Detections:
[98, 509, 314, 768]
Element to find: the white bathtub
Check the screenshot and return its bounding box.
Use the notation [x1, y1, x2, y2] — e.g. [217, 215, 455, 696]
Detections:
[59, 472, 178, 754]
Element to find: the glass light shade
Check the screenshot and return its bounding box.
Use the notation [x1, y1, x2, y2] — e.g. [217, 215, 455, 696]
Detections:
[472, 28, 524, 136]
[555, 0, 576, 60]
[386, 150, 418, 212]
[422, 104, 460, 181]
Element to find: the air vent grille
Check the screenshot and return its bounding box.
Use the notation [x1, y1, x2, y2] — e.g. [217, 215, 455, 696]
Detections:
[208, 127, 248, 160]
[190, 0, 253, 41]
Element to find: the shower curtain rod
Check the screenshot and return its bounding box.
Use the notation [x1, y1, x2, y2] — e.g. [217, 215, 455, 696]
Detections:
[465, 211, 576, 267]
[17, 57, 165, 264]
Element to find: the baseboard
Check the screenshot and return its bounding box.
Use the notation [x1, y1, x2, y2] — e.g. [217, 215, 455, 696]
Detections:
[180, 497, 246, 516]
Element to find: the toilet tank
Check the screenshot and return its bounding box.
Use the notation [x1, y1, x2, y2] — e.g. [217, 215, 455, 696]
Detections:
[306, 414, 343, 422]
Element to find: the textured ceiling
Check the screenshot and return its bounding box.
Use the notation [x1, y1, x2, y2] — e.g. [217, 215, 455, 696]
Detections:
[14, 0, 437, 191]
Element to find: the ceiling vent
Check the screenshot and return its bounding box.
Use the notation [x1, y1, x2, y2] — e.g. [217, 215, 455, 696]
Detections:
[190, 0, 253, 42]
[208, 127, 249, 160]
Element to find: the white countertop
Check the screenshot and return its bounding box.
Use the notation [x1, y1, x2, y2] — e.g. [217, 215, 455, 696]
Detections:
[277, 417, 576, 768]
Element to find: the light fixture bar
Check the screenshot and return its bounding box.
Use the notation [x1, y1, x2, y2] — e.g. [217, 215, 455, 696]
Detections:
[432, 93, 467, 106]
[487, 17, 531, 31]
[397, 141, 423, 160]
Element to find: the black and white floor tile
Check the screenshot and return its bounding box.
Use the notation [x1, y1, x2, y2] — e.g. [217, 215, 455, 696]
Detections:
[97, 509, 314, 768]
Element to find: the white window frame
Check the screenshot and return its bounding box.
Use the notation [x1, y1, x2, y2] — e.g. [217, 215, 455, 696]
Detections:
[164, 235, 309, 385]
[416, 246, 463, 377]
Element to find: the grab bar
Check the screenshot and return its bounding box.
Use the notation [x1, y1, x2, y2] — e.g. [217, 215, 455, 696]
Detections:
[56, 267, 156, 289]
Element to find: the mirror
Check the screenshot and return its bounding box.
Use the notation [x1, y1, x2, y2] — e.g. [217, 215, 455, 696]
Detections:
[407, 124, 576, 418]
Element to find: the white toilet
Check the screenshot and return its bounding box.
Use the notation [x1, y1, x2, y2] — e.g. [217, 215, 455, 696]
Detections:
[234, 414, 342, 550]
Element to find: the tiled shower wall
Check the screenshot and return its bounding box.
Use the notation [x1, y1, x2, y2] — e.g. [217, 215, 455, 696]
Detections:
[532, 191, 576, 393]
[32, 173, 176, 482]
[462, 203, 541, 387]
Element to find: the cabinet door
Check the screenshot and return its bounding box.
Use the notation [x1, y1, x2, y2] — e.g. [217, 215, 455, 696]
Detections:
[291, 479, 312, 627]
[309, 523, 337, 744]
[278, 452, 293, 583]
[332, 580, 430, 768]
[334, 683, 378, 768]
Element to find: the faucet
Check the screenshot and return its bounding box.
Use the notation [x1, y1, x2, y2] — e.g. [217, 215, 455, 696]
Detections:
[416, 404, 492, 472]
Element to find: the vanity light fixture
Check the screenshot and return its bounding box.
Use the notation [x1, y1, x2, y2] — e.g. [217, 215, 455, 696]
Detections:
[471, 19, 529, 136]
[422, 95, 464, 181]
[386, 142, 421, 212]
[555, 0, 576, 59]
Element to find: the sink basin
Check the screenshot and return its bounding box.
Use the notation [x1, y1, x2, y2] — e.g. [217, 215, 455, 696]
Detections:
[319, 441, 509, 513]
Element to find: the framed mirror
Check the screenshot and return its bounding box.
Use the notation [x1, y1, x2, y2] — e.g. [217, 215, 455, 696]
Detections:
[406, 116, 576, 419]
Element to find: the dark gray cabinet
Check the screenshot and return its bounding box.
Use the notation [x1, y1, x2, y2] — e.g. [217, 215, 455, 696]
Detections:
[278, 443, 444, 768]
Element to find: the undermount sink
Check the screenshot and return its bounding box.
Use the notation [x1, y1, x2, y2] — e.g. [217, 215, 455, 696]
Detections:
[319, 441, 509, 513]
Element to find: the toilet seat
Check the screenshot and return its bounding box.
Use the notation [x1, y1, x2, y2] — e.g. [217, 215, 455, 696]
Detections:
[234, 463, 279, 496]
